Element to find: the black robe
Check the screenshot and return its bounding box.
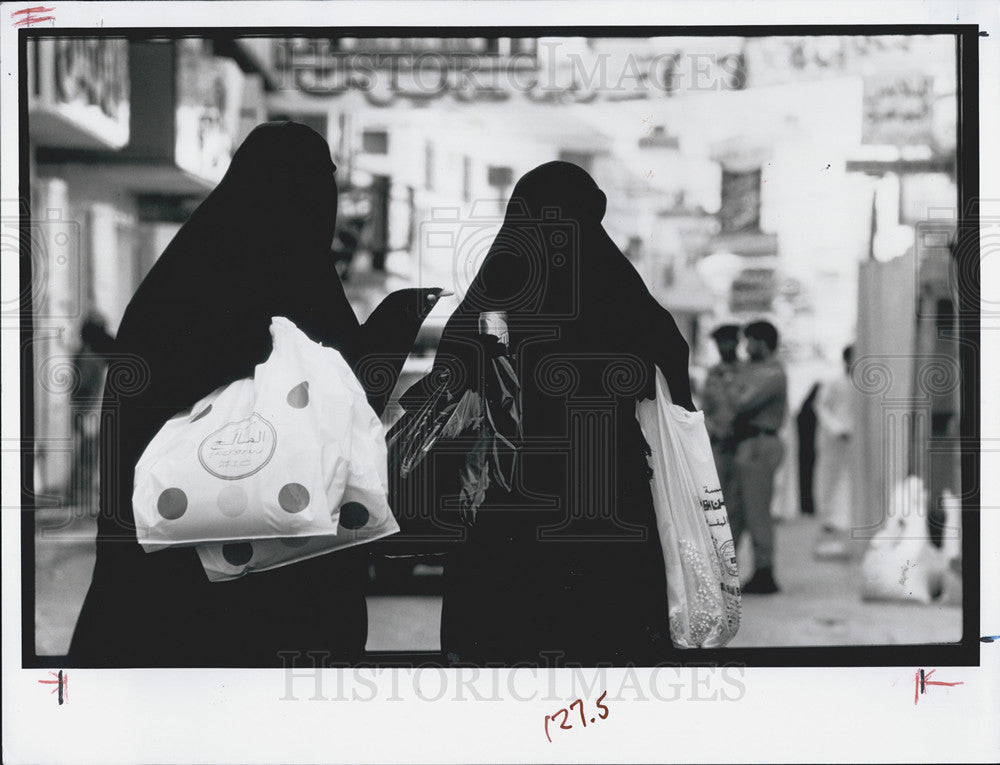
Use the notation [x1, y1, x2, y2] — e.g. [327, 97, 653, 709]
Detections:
[70, 122, 395, 667]
[422, 162, 694, 666]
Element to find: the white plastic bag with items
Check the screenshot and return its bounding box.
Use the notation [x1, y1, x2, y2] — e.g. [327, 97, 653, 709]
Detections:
[860, 475, 938, 604]
[133, 317, 398, 580]
[636, 368, 741, 649]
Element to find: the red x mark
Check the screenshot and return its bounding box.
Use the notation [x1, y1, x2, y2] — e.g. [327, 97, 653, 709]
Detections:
[914, 668, 963, 705]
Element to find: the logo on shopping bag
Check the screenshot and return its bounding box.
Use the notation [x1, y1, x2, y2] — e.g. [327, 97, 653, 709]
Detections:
[701, 485, 726, 515]
[198, 413, 277, 480]
[719, 539, 738, 578]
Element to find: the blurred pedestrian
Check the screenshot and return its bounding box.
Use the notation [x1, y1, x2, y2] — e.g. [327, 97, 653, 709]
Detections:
[730, 321, 787, 594]
[68, 315, 115, 513]
[331, 214, 365, 280]
[702, 323, 742, 536]
[414, 161, 694, 666]
[813, 344, 858, 559]
[796, 382, 821, 516]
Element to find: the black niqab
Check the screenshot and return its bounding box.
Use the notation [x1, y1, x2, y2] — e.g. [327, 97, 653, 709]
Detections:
[423, 161, 693, 408]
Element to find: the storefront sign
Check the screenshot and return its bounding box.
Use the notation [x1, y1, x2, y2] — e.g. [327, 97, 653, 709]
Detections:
[30, 38, 130, 147]
[274, 38, 536, 103]
[729, 267, 776, 314]
[271, 38, 745, 105]
[175, 40, 246, 183]
[743, 35, 917, 88]
[862, 74, 935, 146]
[719, 168, 762, 234]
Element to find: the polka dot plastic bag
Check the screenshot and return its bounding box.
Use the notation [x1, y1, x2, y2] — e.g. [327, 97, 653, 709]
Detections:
[133, 317, 398, 580]
[636, 368, 742, 649]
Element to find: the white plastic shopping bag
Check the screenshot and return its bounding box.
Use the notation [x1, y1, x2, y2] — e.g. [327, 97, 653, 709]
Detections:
[133, 317, 398, 577]
[860, 476, 939, 604]
[195, 479, 399, 581]
[196, 344, 398, 582]
[636, 368, 741, 648]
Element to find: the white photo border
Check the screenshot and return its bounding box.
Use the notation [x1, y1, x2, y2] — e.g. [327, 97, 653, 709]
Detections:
[3, 2, 999, 763]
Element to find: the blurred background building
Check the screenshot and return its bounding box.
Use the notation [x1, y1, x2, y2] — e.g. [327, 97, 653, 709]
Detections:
[27, 33, 963, 654]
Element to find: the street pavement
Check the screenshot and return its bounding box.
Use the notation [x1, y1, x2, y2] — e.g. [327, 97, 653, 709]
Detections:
[34, 509, 961, 657]
[727, 514, 961, 647]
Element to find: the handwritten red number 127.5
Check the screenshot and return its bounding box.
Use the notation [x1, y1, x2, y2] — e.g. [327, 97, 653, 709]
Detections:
[544, 691, 610, 742]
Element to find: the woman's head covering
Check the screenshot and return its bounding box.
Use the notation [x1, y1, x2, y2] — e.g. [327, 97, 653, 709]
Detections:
[420, 161, 693, 409]
[216, 121, 337, 239]
[118, 120, 438, 424]
[121, 121, 346, 342]
[460, 161, 613, 319]
[154, 121, 339, 282]
[501, 160, 608, 224]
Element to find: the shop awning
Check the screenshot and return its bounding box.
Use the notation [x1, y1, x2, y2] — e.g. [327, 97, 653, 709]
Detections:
[34, 154, 217, 197]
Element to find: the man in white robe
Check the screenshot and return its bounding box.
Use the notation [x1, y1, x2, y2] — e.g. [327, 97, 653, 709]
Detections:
[813, 345, 858, 559]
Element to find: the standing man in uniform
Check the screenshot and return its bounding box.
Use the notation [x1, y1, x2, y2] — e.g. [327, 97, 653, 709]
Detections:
[702, 324, 742, 557]
[730, 321, 787, 594]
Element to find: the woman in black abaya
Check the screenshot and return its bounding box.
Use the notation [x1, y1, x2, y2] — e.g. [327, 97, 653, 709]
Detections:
[426, 161, 694, 666]
[70, 122, 437, 667]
